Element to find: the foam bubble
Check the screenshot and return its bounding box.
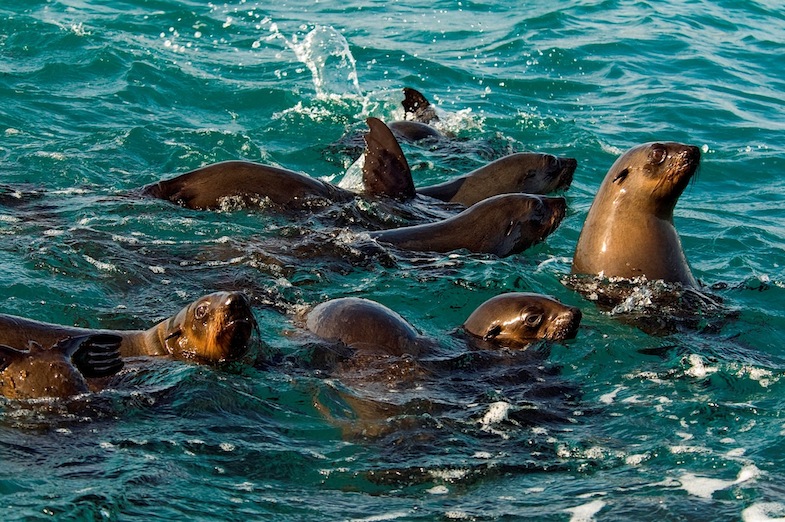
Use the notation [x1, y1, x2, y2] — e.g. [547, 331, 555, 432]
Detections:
[742, 502, 785, 522]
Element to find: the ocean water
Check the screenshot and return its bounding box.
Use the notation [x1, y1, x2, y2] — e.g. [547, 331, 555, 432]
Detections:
[1, 0, 785, 520]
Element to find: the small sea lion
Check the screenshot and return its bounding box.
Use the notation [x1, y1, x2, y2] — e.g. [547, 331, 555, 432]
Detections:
[305, 293, 581, 356]
[369, 193, 566, 256]
[0, 334, 123, 399]
[0, 292, 256, 364]
[362, 117, 577, 206]
[571, 142, 701, 286]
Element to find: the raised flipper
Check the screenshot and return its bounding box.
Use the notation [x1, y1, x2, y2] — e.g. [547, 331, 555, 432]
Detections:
[402, 87, 438, 123]
[362, 117, 416, 201]
[65, 334, 124, 379]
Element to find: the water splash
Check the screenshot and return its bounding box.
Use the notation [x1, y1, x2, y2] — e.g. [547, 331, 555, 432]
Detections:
[268, 25, 362, 100]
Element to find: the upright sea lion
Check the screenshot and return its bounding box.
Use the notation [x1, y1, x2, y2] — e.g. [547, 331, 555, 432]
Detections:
[369, 193, 566, 256]
[0, 334, 123, 399]
[305, 293, 581, 356]
[571, 142, 700, 286]
[0, 292, 256, 365]
[362, 117, 577, 206]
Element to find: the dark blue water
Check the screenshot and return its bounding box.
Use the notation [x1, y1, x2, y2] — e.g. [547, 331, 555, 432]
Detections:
[1, 1, 785, 520]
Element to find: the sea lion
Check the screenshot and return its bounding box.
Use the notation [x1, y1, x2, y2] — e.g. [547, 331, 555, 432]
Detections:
[0, 334, 123, 399]
[141, 125, 419, 210]
[303, 294, 581, 441]
[571, 142, 700, 286]
[141, 161, 355, 211]
[369, 193, 566, 256]
[0, 292, 256, 365]
[362, 117, 577, 206]
[305, 293, 581, 356]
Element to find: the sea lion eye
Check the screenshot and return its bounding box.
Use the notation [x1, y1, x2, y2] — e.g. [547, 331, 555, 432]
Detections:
[194, 303, 210, 320]
[613, 168, 629, 184]
[650, 145, 667, 165]
[522, 307, 543, 328]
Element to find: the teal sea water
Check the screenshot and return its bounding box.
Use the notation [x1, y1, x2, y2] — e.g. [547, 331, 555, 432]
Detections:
[2, 0, 785, 520]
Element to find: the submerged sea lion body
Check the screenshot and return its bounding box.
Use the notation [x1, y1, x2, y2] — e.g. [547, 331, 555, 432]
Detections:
[572, 142, 700, 286]
[369, 193, 566, 256]
[141, 161, 354, 211]
[0, 334, 123, 399]
[0, 292, 255, 365]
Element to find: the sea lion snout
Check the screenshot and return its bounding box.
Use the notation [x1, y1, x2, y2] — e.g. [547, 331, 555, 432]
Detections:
[550, 306, 582, 341]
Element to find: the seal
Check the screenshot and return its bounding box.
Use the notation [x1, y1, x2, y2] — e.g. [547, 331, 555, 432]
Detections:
[141, 161, 355, 211]
[305, 293, 581, 356]
[305, 292, 581, 358]
[303, 294, 582, 441]
[0, 292, 256, 365]
[0, 334, 123, 399]
[369, 192, 566, 256]
[141, 126, 417, 210]
[571, 142, 701, 286]
[417, 153, 577, 206]
[462, 293, 582, 347]
[362, 117, 577, 205]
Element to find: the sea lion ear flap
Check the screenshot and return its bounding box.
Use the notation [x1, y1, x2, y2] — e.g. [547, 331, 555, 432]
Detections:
[483, 324, 502, 342]
[65, 334, 125, 379]
[613, 168, 629, 184]
[362, 117, 416, 201]
[0, 344, 25, 372]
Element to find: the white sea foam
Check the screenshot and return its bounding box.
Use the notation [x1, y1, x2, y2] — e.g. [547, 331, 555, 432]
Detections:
[742, 502, 785, 522]
[565, 499, 606, 522]
[679, 465, 760, 499]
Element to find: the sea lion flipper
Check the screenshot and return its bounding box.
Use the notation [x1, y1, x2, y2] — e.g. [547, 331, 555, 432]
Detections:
[402, 88, 438, 123]
[362, 117, 416, 200]
[65, 334, 124, 379]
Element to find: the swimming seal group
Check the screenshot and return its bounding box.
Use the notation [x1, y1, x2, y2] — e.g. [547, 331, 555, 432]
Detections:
[1, 88, 706, 420]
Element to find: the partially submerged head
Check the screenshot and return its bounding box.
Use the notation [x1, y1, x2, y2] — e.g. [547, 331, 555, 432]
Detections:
[160, 292, 257, 363]
[463, 293, 582, 347]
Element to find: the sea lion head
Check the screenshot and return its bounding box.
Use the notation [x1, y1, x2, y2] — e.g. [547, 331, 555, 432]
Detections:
[521, 153, 577, 194]
[463, 293, 582, 347]
[601, 142, 700, 217]
[486, 194, 567, 256]
[161, 292, 256, 363]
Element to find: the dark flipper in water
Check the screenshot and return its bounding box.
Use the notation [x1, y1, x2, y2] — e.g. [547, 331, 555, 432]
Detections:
[67, 334, 124, 379]
[362, 117, 416, 200]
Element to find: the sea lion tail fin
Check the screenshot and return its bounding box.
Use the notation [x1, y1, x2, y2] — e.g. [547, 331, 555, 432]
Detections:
[402, 87, 438, 123]
[362, 117, 416, 201]
[64, 334, 125, 379]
